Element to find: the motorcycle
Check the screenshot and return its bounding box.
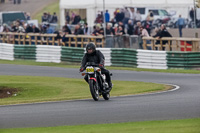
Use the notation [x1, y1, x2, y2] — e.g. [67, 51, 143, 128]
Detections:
[81, 62, 112, 101]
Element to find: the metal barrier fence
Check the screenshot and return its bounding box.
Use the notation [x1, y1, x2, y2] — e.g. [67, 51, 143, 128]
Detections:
[0, 32, 104, 47]
[142, 37, 200, 52]
[105, 35, 139, 49]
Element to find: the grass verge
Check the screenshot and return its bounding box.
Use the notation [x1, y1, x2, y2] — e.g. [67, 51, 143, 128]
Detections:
[0, 118, 199, 133]
[0, 60, 200, 74]
[0, 75, 168, 105]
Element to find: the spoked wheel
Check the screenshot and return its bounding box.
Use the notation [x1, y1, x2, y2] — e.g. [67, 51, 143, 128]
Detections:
[102, 92, 110, 100]
[89, 80, 99, 101]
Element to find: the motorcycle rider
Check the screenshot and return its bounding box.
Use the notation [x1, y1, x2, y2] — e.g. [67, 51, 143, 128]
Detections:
[79, 43, 112, 89]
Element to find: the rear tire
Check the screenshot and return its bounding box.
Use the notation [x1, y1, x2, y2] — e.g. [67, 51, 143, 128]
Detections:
[89, 80, 99, 101]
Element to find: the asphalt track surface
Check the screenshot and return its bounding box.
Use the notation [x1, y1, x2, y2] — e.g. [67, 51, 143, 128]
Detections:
[0, 64, 200, 128]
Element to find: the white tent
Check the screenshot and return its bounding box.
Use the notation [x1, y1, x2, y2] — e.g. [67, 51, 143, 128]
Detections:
[59, 0, 194, 27]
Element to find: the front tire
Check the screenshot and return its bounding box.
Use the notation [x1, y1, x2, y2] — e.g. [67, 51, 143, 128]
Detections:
[89, 79, 99, 101]
[102, 92, 110, 100]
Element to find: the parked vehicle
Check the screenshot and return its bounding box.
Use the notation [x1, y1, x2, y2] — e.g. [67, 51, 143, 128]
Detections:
[0, 11, 27, 26]
[128, 7, 171, 21]
[81, 62, 112, 101]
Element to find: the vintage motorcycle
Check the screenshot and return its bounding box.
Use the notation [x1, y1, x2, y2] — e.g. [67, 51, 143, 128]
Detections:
[81, 62, 112, 101]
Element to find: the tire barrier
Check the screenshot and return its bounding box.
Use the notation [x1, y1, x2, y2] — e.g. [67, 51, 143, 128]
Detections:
[111, 48, 137, 68]
[0, 43, 200, 69]
[14, 45, 36, 60]
[137, 50, 167, 69]
[61, 47, 84, 63]
[0, 43, 14, 60]
[167, 52, 200, 69]
[36, 45, 61, 63]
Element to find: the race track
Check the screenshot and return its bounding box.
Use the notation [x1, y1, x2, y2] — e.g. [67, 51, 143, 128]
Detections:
[0, 64, 200, 128]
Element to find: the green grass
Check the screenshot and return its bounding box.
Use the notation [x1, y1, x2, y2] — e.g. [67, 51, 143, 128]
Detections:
[0, 118, 199, 133]
[0, 59, 200, 74]
[0, 75, 167, 105]
[32, 0, 59, 23]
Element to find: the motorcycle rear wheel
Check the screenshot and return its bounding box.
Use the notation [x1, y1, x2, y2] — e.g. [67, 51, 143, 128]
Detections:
[89, 80, 99, 101]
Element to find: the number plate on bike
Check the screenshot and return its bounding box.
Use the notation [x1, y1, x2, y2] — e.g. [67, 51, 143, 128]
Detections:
[86, 67, 94, 73]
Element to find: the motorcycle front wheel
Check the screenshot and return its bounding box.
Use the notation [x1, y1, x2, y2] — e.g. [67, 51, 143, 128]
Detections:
[89, 79, 99, 101]
[102, 92, 110, 100]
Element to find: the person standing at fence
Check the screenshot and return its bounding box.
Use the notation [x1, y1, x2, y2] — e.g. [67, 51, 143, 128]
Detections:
[139, 26, 151, 50]
[177, 15, 185, 37]
[156, 24, 172, 50]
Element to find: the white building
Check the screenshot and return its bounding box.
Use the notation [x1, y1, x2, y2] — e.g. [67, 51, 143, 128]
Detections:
[59, 0, 194, 27]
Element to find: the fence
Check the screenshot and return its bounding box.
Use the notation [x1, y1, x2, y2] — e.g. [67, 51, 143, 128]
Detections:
[0, 32, 104, 47]
[142, 37, 200, 52]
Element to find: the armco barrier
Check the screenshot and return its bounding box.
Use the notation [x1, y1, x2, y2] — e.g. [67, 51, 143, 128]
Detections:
[0, 43, 14, 60]
[14, 45, 36, 60]
[111, 48, 137, 67]
[61, 47, 84, 63]
[36, 45, 61, 63]
[137, 50, 167, 69]
[167, 52, 200, 69]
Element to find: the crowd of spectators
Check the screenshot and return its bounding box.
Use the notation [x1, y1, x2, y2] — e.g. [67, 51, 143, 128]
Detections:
[0, 7, 173, 49]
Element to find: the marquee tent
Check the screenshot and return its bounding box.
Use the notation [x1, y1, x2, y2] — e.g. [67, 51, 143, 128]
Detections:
[59, 0, 194, 27]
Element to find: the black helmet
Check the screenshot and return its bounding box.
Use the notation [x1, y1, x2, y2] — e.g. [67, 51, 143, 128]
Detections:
[86, 43, 96, 54]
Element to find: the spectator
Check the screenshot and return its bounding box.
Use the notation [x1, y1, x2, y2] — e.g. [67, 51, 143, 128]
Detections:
[127, 20, 134, 35]
[123, 7, 131, 26]
[62, 24, 71, 34]
[32, 25, 40, 33]
[106, 23, 114, 35]
[25, 24, 33, 33]
[105, 10, 110, 23]
[3, 24, 10, 32]
[135, 10, 142, 23]
[71, 11, 76, 23]
[25, 12, 31, 20]
[115, 25, 125, 36]
[92, 25, 101, 36]
[156, 24, 172, 50]
[177, 15, 185, 37]
[153, 27, 161, 50]
[139, 26, 151, 50]
[47, 12, 52, 23]
[65, 12, 70, 23]
[146, 10, 154, 25]
[95, 12, 103, 24]
[115, 9, 124, 23]
[42, 12, 49, 22]
[134, 21, 141, 35]
[46, 24, 54, 34]
[72, 15, 81, 25]
[83, 23, 89, 35]
[189, 8, 195, 21]
[50, 12, 58, 23]
[143, 18, 152, 35]
[130, 8, 136, 24]
[74, 24, 84, 35]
